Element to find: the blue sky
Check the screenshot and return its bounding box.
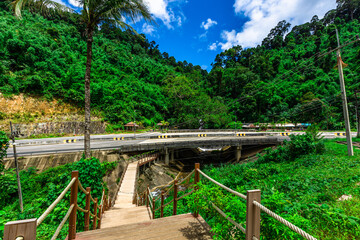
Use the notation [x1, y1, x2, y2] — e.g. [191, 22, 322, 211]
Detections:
[59, 0, 337, 71]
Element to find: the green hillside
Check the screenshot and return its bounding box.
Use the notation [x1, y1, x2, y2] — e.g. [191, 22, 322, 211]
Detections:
[206, 3, 360, 129]
[0, 2, 360, 129]
[0, 4, 229, 129]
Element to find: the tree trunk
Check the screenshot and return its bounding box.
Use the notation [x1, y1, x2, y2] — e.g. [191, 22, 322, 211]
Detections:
[84, 28, 94, 158]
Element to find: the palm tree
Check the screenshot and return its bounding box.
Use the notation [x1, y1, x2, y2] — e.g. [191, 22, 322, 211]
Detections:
[12, 0, 154, 158]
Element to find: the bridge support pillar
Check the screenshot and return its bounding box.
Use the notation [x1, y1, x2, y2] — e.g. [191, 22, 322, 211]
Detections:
[165, 148, 169, 165]
[171, 149, 174, 162]
[235, 146, 242, 161]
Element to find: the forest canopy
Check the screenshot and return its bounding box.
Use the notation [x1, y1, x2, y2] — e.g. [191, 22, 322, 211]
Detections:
[0, 1, 360, 129]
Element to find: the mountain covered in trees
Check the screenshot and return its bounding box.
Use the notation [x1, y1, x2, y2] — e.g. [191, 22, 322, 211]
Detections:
[0, 1, 360, 129]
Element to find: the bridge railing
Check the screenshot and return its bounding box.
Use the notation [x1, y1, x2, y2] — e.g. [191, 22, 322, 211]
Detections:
[137, 163, 317, 240]
[4, 171, 112, 240]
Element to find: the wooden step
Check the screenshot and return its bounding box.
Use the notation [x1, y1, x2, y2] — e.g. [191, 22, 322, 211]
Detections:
[75, 214, 212, 240]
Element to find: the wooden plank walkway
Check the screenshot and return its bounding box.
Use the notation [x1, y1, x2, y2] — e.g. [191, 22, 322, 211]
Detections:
[75, 213, 213, 240]
[101, 161, 150, 228]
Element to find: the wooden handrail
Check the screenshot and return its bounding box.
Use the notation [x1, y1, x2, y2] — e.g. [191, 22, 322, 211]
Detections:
[4, 170, 113, 240]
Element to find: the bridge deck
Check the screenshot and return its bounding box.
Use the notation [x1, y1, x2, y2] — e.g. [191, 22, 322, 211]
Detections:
[75, 213, 212, 240]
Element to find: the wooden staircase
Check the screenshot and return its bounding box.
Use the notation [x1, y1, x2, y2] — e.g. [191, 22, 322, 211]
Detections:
[101, 161, 150, 229]
[75, 213, 212, 240]
[75, 159, 212, 239]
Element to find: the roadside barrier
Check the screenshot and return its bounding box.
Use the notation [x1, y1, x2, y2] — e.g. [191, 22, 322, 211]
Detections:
[158, 135, 168, 138]
[334, 133, 346, 136]
[63, 139, 77, 143]
[198, 134, 207, 137]
[237, 133, 246, 136]
[113, 137, 125, 140]
[279, 133, 290, 136]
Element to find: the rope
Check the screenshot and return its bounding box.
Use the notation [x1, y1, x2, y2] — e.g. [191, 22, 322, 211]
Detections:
[154, 206, 161, 212]
[253, 201, 317, 240]
[50, 204, 74, 240]
[210, 201, 246, 234]
[77, 205, 89, 213]
[90, 212, 96, 218]
[100, 190, 105, 206]
[78, 181, 89, 195]
[154, 193, 162, 202]
[162, 199, 174, 208]
[148, 199, 153, 209]
[90, 195, 96, 203]
[177, 170, 195, 185]
[163, 185, 174, 196]
[176, 190, 195, 201]
[37, 177, 76, 226]
[198, 170, 247, 200]
[150, 172, 182, 192]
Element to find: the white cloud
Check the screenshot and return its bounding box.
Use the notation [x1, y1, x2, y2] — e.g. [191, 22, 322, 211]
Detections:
[144, 0, 183, 29]
[209, 42, 218, 51]
[68, 0, 81, 7]
[52, 0, 66, 5]
[142, 23, 156, 35]
[219, 0, 336, 50]
[201, 18, 218, 30]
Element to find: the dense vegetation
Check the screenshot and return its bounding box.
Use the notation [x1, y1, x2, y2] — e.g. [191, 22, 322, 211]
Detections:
[207, 1, 360, 129]
[0, 157, 111, 239]
[158, 134, 360, 239]
[0, 3, 229, 129]
[1, 1, 360, 129]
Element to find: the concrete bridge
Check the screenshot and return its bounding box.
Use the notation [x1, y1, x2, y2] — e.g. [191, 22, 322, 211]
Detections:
[6, 135, 286, 161]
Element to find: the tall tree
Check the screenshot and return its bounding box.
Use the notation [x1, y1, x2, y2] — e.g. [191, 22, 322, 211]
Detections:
[12, 0, 154, 157]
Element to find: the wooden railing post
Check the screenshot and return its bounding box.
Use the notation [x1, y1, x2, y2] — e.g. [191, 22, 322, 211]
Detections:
[246, 190, 261, 240]
[84, 187, 91, 231]
[152, 198, 155, 219]
[193, 163, 200, 218]
[92, 198, 98, 230]
[102, 189, 105, 213]
[4, 219, 37, 240]
[146, 186, 149, 208]
[68, 171, 79, 240]
[108, 194, 111, 209]
[160, 190, 164, 218]
[98, 205, 103, 229]
[173, 180, 178, 216]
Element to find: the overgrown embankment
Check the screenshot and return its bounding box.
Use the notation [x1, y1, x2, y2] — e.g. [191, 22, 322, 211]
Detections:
[157, 134, 360, 239]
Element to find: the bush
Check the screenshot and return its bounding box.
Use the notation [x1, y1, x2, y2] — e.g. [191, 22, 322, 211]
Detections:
[257, 132, 325, 164]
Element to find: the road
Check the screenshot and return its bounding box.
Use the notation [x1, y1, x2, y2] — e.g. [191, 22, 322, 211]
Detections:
[6, 131, 354, 157]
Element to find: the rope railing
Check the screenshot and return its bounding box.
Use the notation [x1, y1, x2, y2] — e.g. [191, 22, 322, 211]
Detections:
[136, 163, 317, 240]
[4, 170, 113, 240]
[37, 177, 77, 226]
[163, 184, 174, 196]
[90, 194, 96, 203]
[253, 201, 317, 240]
[198, 169, 247, 200]
[210, 201, 246, 234]
[77, 205, 89, 213]
[176, 189, 194, 201]
[50, 204, 74, 240]
[162, 199, 174, 208]
[78, 181, 89, 195]
[177, 169, 195, 185]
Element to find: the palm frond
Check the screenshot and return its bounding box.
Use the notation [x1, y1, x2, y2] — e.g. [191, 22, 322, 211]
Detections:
[12, 0, 74, 19]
